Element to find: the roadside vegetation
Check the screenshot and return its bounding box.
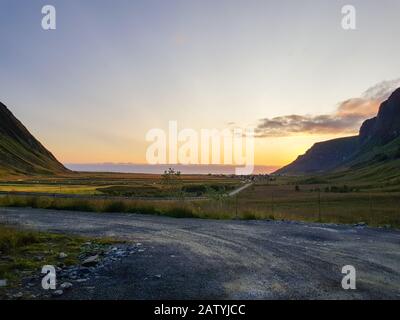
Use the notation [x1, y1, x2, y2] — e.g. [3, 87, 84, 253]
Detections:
[0, 171, 239, 198]
[0, 182, 399, 228]
[0, 172, 399, 228]
[0, 224, 115, 297]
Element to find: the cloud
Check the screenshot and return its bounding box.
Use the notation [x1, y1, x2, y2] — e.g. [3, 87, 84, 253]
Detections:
[256, 79, 400, 137]
[361, 78, 400, 101]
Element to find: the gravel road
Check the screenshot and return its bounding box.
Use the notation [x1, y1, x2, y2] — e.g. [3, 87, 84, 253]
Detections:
[0, 207, 399, 299]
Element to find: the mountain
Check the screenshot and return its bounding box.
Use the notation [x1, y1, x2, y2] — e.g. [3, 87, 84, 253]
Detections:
[275, 136, 359, 175]
[0, 102, 69, 176]
[275, 88, 400, 176]
[359, 88, 400, 146]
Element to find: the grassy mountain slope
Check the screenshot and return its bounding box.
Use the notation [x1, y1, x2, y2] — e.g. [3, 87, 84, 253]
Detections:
[0, 102, 68, 177]
[326, 136, 400, 187]
[275, 136, 359, 175]
[275, 88, 400, 182]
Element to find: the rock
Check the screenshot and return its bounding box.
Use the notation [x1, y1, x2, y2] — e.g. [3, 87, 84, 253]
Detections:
[13, 292, 23, 299]
[78, 267, 91, 274]
[154, 274, 162, 279]
[0, 279, 7, 287]
[52, 290, 63, 297]
[354, 222, 367, 227]
[81, 255, 99, 267]
[60, 282, 73, 290]
[116, 250, 125, 256]
[75, 278, 88, 283]
[84, 286, 96, 290]
[59, 252, 68, 259]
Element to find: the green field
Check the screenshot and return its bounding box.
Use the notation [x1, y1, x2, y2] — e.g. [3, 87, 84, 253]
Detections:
[0, 172, 399, 228]
[0, 224, 116, 298]
[0, 172, 240, 198]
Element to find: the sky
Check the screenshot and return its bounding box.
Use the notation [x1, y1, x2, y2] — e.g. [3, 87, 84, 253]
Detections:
[0, 0, 400, 168]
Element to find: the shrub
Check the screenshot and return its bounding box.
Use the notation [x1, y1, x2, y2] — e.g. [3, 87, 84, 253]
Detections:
[0, 226, 39, 254]
[372, 153, 389, 162]
[241, 211, 257, 220]
[164, 207, 195, 218]
[181, 184, 207, 194]
[104, 201, 127, 213]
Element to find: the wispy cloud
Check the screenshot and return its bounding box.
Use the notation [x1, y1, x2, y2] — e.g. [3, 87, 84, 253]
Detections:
[256, 79, 400, 137]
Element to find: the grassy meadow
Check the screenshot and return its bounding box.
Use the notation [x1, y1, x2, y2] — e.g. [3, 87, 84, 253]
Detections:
[0, 224, 116, 296]
[0, 172, 239, 197]
[0, 172, 399, 228]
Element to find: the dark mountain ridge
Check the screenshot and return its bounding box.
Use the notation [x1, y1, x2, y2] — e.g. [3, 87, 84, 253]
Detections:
[0, 102, 68, 176]
[275, 88, 400, 175]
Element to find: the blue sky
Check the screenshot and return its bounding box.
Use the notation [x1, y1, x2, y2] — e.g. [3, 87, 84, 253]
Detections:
[0, 0, 399, 165]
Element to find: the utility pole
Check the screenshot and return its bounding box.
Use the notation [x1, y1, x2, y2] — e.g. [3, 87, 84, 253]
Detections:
[369, 192, 373, 224]
[318, 188, 321, 222]
[369, 192, 372, 215]
[271, 193, 274, 215]
[235, 194, 238, 219]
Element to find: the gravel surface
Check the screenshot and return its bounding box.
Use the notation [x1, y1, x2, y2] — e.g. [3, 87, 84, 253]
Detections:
[0, 207, 399, 299]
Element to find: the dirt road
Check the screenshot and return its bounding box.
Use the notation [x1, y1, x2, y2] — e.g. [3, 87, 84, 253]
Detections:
[0, 207, 399, 299]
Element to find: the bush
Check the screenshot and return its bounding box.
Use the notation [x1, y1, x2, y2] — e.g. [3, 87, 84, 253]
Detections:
[127, 205, 159, 215]
[372, 153, 389, 162]
[326, 185, 354, 193]
[241, 211, 257, 220]
[164, 207, 195, 218]
[0, 226, 39, 254]
[104, 201, 127, 213]
[56, 200, 96, 212]
[181, 184, 207, 194]
[394, 147, 400, 159]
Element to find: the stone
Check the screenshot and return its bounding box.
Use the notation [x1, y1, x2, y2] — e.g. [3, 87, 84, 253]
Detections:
[0, 279, 7, 287]
[81, 255, 99, 267]
[60, 282, 73, 290]
[78, 267, 91, 274]
[59, 252, 68, 259]
[52, 290, 63, 297]
[13, 292, 23, 299]
[354, 222, 367, 227]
